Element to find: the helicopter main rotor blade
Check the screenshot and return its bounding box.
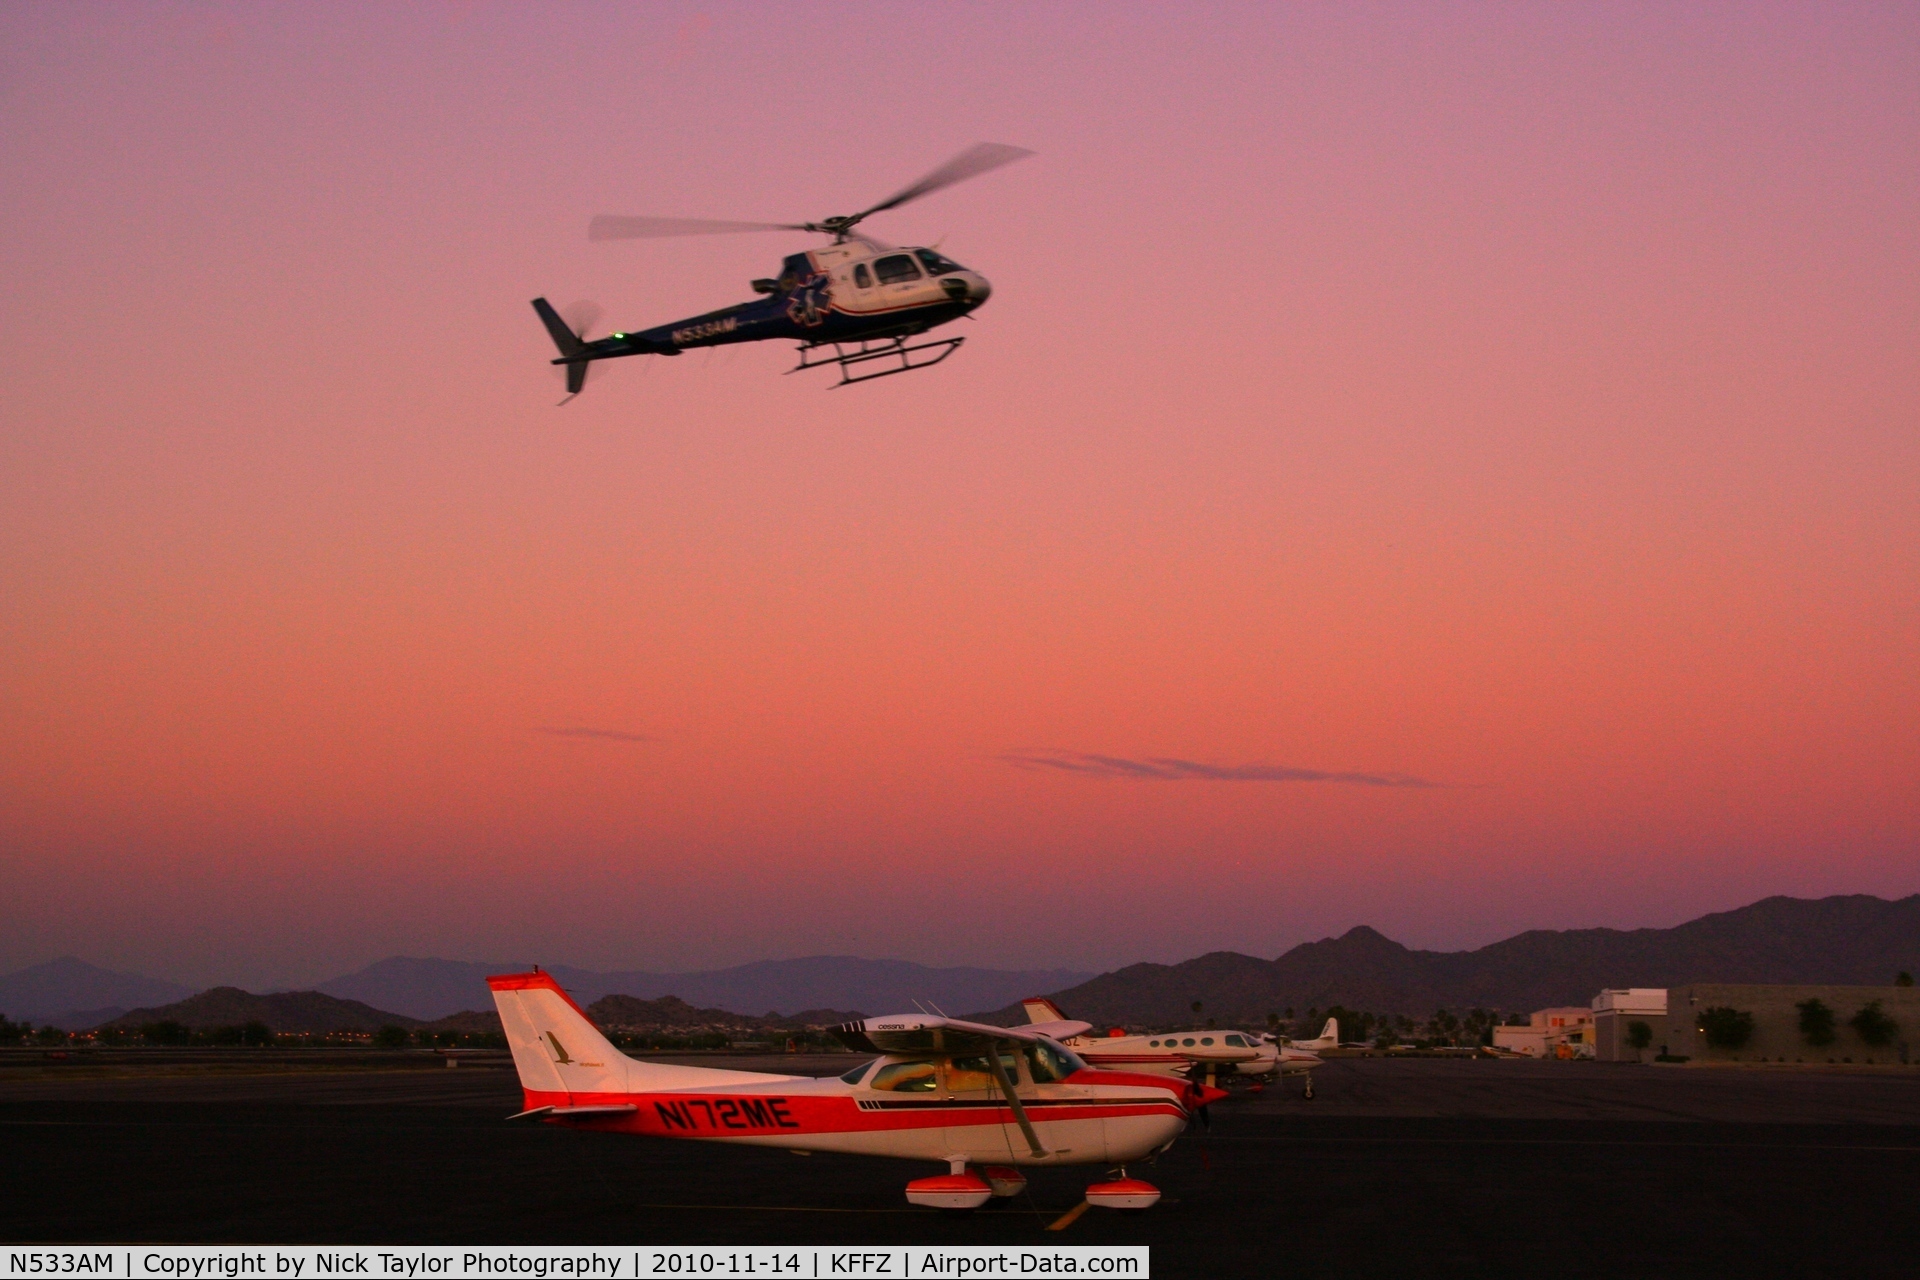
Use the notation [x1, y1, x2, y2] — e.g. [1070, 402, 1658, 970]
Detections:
[588, 215, 810, 241]
[852, 142, 1034, 222]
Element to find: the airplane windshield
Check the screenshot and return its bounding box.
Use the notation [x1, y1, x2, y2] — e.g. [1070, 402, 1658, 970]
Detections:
[1029, 1040, 1085, 1080]
[839, 1059, 877, 1085]
[914, 249, 965, 276]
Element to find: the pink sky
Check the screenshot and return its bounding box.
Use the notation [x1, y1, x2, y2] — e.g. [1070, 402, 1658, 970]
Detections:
[2, 4, 1916, 989]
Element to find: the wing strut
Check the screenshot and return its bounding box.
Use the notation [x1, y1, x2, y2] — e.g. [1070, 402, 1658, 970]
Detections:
[985, 1048, 1046, 1158]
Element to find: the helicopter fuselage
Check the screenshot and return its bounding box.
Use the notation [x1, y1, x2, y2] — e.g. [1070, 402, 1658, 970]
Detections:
[578, 243, 991, 364]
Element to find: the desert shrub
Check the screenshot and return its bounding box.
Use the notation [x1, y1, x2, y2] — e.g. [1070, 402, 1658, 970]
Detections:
[373, 1024, 411, 1049]
[241, 1021, 274, 1047]
[1896, 972, 1913, 988]
[1697, 1007, 1754, 1050]
[1626, 1021, 1653, 1051]
[1849, 1001, 1898, 1048]
[141, 1020, 190, 1046]
[1797, 998, 1836, 1047]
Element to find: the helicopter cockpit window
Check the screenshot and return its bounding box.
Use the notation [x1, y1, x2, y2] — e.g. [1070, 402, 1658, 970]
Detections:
[778, 253, 814, 291]
[914, 249, 964, 276]
[873, 254, 922, 285]
[853, 263, 872, 289]
[869, 1060, 939, 1092]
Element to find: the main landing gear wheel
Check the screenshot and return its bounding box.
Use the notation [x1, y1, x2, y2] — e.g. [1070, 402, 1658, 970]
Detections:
[1086, 1173, 1161, 1214]
[906, 1172, 992, 1213]
[1303, 1079, 1315, 1099]
[980, 1166, 1027, 1197]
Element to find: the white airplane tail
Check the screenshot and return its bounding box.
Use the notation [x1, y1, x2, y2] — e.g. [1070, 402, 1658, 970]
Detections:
[1286, 1017, 1339, 1050]
[488, 972, 797, 1100]
[1022, 996, 1068, 1024]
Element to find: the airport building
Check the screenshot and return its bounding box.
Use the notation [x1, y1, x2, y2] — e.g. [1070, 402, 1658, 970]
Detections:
[1592, 989, 1669, 1062]
[1493, 1006, 1593, 1058]
[1634, 985, 1916, 1064]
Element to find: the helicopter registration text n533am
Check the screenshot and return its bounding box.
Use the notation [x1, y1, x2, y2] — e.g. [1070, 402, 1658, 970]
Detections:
[531, 142, 1031, 397]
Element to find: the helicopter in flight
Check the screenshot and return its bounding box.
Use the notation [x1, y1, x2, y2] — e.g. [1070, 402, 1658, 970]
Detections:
[532, 142, 1032, 398]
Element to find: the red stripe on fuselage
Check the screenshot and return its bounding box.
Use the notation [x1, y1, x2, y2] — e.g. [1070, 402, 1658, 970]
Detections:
[517, 1088, 1185, 1139]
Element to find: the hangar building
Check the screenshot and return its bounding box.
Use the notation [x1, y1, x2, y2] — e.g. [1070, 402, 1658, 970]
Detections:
[1647, 984, 1916, 1064]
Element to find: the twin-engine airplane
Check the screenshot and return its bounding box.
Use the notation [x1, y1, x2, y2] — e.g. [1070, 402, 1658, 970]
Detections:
[1022, 998, 1325, 1097]
[531, 142, 1032, 397]
[488, 971, 1225, 1213]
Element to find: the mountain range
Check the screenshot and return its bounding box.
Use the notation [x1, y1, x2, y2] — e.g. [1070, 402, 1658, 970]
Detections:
[100, 987, 422, 1034]
[0, 957, 197, 1027]
[312, 955, 1096, 1021]
[970, 894, 1920, 1026]
[9, 894, 1915, 1031]
[0, 955, 1094, 1028]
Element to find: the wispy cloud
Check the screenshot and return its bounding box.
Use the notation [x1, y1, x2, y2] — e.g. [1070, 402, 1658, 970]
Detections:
[1001, 751, 1433, 788]
[536, 727, 657, 744]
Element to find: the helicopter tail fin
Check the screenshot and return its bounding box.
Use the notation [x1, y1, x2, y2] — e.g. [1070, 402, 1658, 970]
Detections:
[531, 297, 591, 396]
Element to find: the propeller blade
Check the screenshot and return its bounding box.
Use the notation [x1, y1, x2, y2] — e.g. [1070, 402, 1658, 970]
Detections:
[854, 142, 1034, 220]
[589, 215, 810, 241]
[560, 301, 603, 341]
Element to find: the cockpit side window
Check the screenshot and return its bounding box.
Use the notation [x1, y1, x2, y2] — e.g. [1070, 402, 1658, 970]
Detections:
[873, 254, 922, 285]
[869, 1060, 939, 1092]
[946, 1051, 1020, 1093]
[839, 1059, 877, 1085]
[853, 263, 872, 289]
[914, 249, 964, 276]
[1224, 1034, 1247, 1047]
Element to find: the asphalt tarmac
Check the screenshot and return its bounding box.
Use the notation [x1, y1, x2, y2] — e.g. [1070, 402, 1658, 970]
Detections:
[5, 1055, 1918, 1276]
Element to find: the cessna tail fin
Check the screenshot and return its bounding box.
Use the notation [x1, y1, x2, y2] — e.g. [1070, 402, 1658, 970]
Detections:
[487, 971, 800, 1105]
[531, 297, 591, 396]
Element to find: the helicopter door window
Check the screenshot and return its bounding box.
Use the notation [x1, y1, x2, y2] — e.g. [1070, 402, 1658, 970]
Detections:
[873, 254, 922, 285]
[853, 263, 873, 289]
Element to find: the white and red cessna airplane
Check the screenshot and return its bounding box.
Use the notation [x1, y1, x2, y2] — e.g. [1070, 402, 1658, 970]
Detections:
[1022, 998, 1325, 1097]
[488, 971, 1226, 1212]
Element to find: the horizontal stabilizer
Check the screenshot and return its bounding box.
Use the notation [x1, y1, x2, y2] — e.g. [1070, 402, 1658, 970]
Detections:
[507, 1104, 638, 1121]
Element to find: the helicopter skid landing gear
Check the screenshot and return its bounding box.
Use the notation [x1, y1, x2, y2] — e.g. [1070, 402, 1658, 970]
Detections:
[790, 334, 965, 386]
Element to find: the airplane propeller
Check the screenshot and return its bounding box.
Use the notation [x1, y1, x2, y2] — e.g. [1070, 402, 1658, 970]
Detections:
[588, 142, 1033, 243]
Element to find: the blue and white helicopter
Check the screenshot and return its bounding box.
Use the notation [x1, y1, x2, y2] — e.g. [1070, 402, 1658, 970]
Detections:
[532, 143, 1031, 397]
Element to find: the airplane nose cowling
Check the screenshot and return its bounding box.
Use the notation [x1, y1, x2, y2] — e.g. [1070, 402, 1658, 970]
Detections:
[967, 274, 992, 303]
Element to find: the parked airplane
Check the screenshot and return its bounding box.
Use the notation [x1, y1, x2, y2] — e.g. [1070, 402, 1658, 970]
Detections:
[1020, 998, 1322, 1096]
[1285, 1017, 1340, 1051]
[488, 971, 1225, 1212]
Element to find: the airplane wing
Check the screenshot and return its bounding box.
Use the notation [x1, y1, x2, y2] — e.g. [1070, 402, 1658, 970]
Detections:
[831, 1014, 1090, 1055]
